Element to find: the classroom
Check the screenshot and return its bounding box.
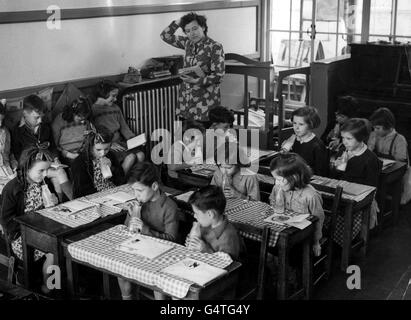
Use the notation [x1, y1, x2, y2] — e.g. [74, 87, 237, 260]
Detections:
[0, 0, 411, 303]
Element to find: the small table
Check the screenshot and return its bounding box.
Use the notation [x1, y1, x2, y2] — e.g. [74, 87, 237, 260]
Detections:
[62, 225, 241, 300]
[257, 174, 376, 271]
[377, 161, 407, 231]
[14, 211, 126, 291]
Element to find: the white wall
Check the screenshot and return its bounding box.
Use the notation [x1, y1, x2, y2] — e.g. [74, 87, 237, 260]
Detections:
[0, 5, 257, 91]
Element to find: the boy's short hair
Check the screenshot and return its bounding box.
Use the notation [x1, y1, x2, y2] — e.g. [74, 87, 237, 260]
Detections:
[127, 161, 160, 187]
[291, 106, 321, 129]
[182, 119, 206, 134]
[23, 94, 46, 114]
[188, 185, 226, 216]
[208, 106, 234, 126]
[336, 96, 358, 118]
[341, 118, 371, 142]
[95, 80, 119, 99]
[369, 107, 395, 129]
[269, 152, 312, 190]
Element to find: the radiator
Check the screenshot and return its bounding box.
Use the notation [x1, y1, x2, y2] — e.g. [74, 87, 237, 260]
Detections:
[121, 78, 181, 153]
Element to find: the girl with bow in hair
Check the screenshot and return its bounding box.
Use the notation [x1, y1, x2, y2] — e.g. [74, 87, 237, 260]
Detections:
[0, 146, 58, 294]
[70, 125, 125, 198]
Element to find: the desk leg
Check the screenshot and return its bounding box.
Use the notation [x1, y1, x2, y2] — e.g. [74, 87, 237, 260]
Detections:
[392, 180, 402, 225]
[21, 226, 34, 289]
[377, 178, 387, 232]
[360, 204, 371, 261]
[302, 237, 313, 300]
[277, 235, 289, 300]
[341, 203, 353, 271]
[102, 273, 111, 299]
[65, 254, 78, 299]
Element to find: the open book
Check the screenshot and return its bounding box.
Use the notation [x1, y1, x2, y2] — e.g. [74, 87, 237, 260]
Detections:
[116, 235, 174, 259]
[127, 133, 146, 150]
[264, 213, 311, 229]
[91, 191, 136, 207]
[380, 158, 396, 170]
[178, 65, 205, 78]
[50, 199, 95, 216]
[161, 258, 228, 287]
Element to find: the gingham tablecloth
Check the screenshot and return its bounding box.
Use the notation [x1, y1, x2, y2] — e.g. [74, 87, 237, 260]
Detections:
[257, 174, 372, 247]
[225, 198, 298, 247]
[37, 184, 135, 228]
[67, 225, 233, 299]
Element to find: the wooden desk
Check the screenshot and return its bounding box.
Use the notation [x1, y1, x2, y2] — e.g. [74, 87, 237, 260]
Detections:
[14, 210, 126, 291]
[377, 161, 407, 231]
[257, 174, 376, 271]
[62, 225, 241, 300]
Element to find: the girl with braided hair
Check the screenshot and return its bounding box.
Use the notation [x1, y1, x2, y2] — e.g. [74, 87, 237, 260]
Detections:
[0, 146, 58, 293]
[70, 125, 125, 198]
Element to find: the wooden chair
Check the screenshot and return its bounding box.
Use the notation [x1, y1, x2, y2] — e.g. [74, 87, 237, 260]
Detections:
[313, 186, 343, 286]
[0, 252, 15, 285]
[232, 222, 270, 300]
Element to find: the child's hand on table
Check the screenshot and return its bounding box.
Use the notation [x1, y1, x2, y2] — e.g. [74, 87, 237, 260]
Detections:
[186, 236, 206, 252]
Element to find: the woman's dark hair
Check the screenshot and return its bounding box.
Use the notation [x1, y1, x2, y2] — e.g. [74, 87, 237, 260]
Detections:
[180, 12, 208, 35]
[208, 106, 234, 126]
[23, 94, 47, 114]
[127, 162, 160, 187]
[214, 141, 250, 168]
[62, 96, 92, 123]
[95, 80, 119, 100]
[291, 106, 321, 129]
[336, 96, 358, 118]
[340, 118, 371, 142]
[188, 185, 226, 216]
[269, 152, 312, 190]
[17, 146, 53, 191]
[369, 107, 396, 130]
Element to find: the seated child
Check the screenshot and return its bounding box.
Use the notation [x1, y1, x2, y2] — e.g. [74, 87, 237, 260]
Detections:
[211, 141, 260, 201]
[167, 119, 205, 179]
[0, 147, 59, 294]
[186, 185, 244, 261]
[281, 106, 328, 176]
[0, 100, 17, 173]
[269, 153, 324, 256]
[368, 107, 410, 205]
[11, 94, 73, 201]
[118, 162, 179, 300]
[368, 107, 408, 162]
[331, 118, 380, 227]
[205, 106, 236, 161]
[70, 125, 125, 198]
[322, 96, 358, 152]
[92, 80, 144, 174]
[52, 96, 92, 164]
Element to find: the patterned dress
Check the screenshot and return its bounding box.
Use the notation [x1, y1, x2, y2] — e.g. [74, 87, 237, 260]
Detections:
[11, 183, 46, 261]
[161, 21, 225, 121]
[92, 159, 116, 192]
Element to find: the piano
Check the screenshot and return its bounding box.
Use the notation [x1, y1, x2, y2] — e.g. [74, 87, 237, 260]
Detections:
[338, 42, 411, 151]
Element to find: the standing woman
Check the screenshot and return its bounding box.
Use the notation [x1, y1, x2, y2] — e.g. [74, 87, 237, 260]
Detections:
[161, 12, 225, 125]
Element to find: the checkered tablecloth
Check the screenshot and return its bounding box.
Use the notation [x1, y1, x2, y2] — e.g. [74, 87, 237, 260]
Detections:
[67, 225, 233, 299]
[225, 198, 298, 248]
[37, 184, 135, 228]
[190, 164, 218, 172]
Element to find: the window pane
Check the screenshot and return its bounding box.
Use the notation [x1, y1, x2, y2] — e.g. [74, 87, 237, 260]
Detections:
[271, 32, 315, 68]
[368, 35, 391, 42]
[369, 0, 392, 36]
[396, 0, 411, 37]
[338, 0, 363, 35]
[271, 0, 303, 31]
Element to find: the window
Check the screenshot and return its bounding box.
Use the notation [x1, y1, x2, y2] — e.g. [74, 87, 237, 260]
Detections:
[269, 0, 411, 68]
